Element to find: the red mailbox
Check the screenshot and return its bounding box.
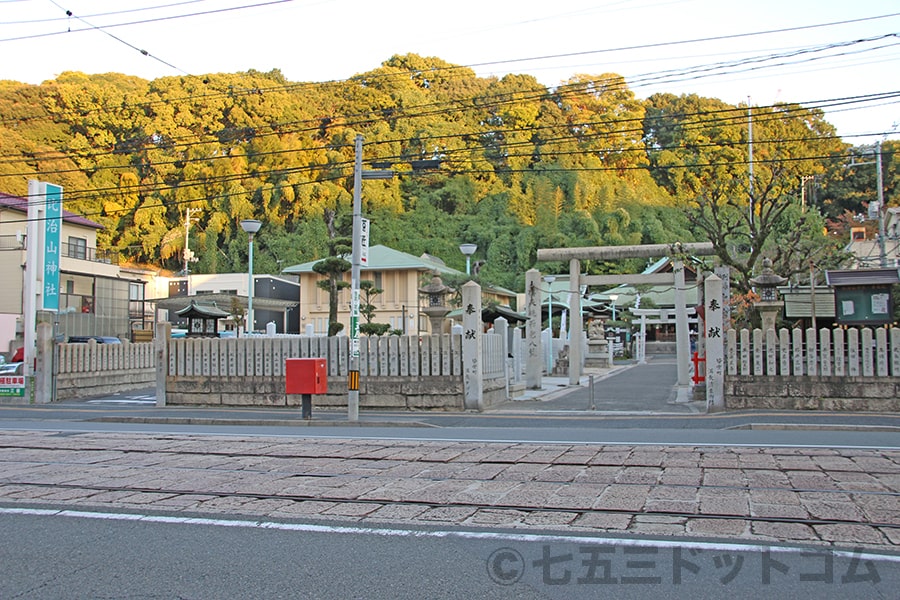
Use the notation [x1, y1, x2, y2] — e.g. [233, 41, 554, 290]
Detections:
[285, 358, 327, 394]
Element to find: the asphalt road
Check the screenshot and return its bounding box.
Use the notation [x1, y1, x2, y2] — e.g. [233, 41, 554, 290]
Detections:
[3, 509, 897, 600]
[1, 355, 898, 599]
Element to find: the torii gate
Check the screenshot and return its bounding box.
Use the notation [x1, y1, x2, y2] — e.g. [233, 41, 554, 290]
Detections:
[530, 242, 716, 396]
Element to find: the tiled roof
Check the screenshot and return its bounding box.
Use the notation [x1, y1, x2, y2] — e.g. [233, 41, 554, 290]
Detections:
[283, 245, 461, 275]
[0, 191, 104, 229]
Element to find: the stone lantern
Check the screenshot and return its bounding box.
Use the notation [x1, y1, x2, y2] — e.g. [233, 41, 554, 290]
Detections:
[749, 258, 787, 332]
[419, 272, 451, 334]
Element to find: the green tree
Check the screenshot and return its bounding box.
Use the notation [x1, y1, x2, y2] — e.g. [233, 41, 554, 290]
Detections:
[312, 209, 351, 336]
[358, 280, 391, 336]
[644, 94, 847, 290]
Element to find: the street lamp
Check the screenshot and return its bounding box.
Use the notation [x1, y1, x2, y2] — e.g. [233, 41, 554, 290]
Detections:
[240, 219, 262, 335]
[543, 275, 556, 329]
[543, 275, 556, 374]
[608, 294, 619, 322]
[459, 243, 477, 275]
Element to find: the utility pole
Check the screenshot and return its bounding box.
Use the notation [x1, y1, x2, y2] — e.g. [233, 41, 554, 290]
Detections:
[800, 175, 815, 213]
[348, 136, 393, 421]
[850, 142, 887, 267]
[348, 135, 363, 422]
[875, 143, 886, 267]
[748, 97, 754, 230]
[183, 207, 200, 275]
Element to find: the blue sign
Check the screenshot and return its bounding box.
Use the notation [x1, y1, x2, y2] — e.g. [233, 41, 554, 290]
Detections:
[42, 183, 62, 312]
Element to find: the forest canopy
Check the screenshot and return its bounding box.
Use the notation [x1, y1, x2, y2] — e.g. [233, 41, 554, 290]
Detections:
[0, 54, 893, 293]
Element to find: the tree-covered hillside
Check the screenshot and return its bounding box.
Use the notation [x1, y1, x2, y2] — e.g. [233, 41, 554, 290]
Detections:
[0, 54, 894, 292]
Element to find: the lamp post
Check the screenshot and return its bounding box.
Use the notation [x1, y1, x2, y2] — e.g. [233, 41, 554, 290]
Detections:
[459, 243, 477, 275]
[608, 294, 619, 322]
[240, 219, 262, 335]
[543, 275, 555, 374]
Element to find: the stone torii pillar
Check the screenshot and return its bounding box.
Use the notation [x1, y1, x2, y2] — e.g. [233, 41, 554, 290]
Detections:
[566, 258, 582, 386]
[537, 242, 716, 386]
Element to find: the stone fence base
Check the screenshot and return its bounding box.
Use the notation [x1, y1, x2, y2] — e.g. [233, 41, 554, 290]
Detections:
[165, 374, 509, 411]
[57, 369, 156, 401]
[725, 375, 900, 411]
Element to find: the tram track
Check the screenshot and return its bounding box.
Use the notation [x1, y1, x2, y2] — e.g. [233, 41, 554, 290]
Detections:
[0, 431, 898, 548]
[3, 479, 898, 531]
[1, 451, 898, 498]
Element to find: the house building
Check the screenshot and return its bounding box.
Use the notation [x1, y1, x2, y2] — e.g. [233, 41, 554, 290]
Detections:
[282, 245, 516, 335]
[153, 273, 300, 334]
[0, 191, 152, 356]
[845, 207, 900, 268]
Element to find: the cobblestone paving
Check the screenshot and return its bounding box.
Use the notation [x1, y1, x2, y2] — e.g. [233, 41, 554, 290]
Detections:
[0, 430, 898, 550]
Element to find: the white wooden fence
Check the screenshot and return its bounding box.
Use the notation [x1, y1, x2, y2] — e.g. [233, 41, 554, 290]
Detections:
[54, 340, 156, 400]
[726, 327, 900, 377]
[56, 340, 156, 374]
[166, 335, 466, 378]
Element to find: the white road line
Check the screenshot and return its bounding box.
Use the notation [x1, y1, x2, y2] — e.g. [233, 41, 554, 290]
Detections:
[2, 506, 897, 562]
[86, 399, 155, 405]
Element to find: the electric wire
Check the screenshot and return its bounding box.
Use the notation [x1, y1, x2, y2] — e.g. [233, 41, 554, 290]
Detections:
[0, 0, 297, 43]
[46, 0, 189, 76]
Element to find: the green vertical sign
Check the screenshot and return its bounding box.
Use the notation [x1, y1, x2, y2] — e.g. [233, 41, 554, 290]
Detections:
[43, 183, 62, 312]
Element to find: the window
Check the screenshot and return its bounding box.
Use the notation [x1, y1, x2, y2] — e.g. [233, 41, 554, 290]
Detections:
[129, 281, 146, 321]
[68, 237, 87, 260]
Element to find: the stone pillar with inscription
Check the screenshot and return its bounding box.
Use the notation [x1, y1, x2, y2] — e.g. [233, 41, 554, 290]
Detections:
[705, 274, 725, 412]
[461, 281, 483, 411]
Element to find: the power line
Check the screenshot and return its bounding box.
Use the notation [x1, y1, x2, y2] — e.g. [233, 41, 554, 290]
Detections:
[458, 12, 900, 72]
[0, 96, 874, 187]
[0, 0, 216, 25]
[2, 92, 896, 199]
[1, 13, 895, 133]
[0, 0, 297, 43]
[46, 0, 189, 76]
[0, 54, 894, 167]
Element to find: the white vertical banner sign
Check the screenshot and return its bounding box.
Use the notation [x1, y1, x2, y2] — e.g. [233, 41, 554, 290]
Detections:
[42, 183, 62, 312]
[704, 274, 725, 411]
[359, 218, 370, 266]
[349, 288, 360, 358]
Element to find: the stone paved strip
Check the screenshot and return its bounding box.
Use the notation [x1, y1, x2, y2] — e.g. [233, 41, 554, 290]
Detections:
[0, 431, 898, 549]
